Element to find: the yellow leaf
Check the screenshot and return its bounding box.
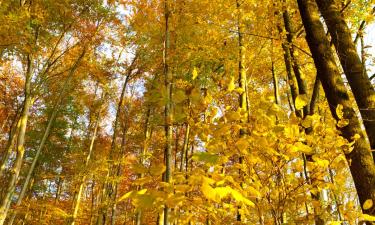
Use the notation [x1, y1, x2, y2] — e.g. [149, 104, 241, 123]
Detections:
[192, 67, 198, 80]
[201, 181, 220, 202]
[246, 185, 261, 198]
[327, 221, 343, 225]
[352, 133, 361, 141]
[228, 76, 235, 91]
[137, 189, 147, 195]
[302, 115, 313, 128]
[118, 190, 136, 202]
[295, 94, 308, 110]
[361, 213, 375, 221]
[363, 199, 373, 210]
[215, 187, 231, 199]
[235, 138, 249, 152]
[336, 104, 344, 119]
[149, 163, 166, 176]
[230, 189, 255, 207]
[337, 119, 349, 128]
[174, 89, 186, 103]
[294, 142, 313, 154]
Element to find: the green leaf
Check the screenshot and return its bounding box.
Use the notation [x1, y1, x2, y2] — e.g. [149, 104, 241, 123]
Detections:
[193, 152, 219, 164]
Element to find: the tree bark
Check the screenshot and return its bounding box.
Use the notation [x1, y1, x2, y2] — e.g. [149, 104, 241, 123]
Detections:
[163, 0, 173, 224]
[0, 54, 33, 225]
[282, 7, 309, 116]
[236, 0, 248, 222]
[69, 103, 101, 225]
[315, 0, 375, 151]
[8, 48, 86, 225]
[297, 0, 375, 216]
[277, 24, 299, 113]
[97, 56, 136, 225]
[0, 109, 21, 178]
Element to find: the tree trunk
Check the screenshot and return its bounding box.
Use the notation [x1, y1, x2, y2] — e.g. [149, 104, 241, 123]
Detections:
[97, 56, 135, 224]
[277, 24, 299, 113]
[0, 54, 33, 225]
[136, 107, 151, 225]
[0, 109, 21, 178]
[8, 48, 86, 225]
[282, 7, 309, 116]
[315, 0, 375, 151]
[271, 42, 280, 105]
[236, 0, 247, 222]
[70, 94, 102, 225]
[297, 0, 375, 216]
[163, 0, 173, 224]
[180, 123, 190, 172]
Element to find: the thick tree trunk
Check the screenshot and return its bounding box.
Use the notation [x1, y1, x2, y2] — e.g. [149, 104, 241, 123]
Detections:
[315, 0, 375, 151]
[0, 54, 33, 225]
[297, 0, 375, 216]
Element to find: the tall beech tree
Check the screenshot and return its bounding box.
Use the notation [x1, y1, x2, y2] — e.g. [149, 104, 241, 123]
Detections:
[315, 0, 375, 151]
[297, 0, 375, 215]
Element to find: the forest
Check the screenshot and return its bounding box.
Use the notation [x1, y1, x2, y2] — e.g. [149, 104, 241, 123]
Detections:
[0, 0, 375, 224]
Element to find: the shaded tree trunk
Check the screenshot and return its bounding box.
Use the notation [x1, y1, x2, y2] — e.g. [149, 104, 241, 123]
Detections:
[297, 0, 375, 216]
[163, 0, 173, 224]
[282, 7, 309, 116]
[315, 0, 375, 151]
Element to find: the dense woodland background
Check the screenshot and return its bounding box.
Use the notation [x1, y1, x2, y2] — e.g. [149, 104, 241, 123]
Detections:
[1, 0, 375, 224]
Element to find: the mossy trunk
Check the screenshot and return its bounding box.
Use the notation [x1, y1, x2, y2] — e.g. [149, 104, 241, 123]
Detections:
[298, 0, 375, 215]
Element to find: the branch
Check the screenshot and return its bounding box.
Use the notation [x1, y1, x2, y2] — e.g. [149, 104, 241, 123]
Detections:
[354, 6, 375, 45]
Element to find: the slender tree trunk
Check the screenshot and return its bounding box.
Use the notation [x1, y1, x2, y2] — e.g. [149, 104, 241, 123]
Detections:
[180, 123, 190, 172]
[297, 0, 375, 216]
[0, 54, 33, 225]
[315, 0, 375, 151]
[360, 35, 367, 76]
[135, 107, 151, 225]
[271, 42, 280, 105]
[163, 0, 173, 224]
[353, 7, 375, 45]
[328, 167, 343, 221]
[309, 76, 320, 115]
[97, 56, 136, 224]
[282, 7, 309, 116]
[0, 109, 21, 178]
[277, 24, 299, 113]
[110, 112, 130, 225]
[236, 0, 247, 221]
[8, 49, 86, 225]
[89, 179, 96, 225]
[69, 98, 102, 225]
